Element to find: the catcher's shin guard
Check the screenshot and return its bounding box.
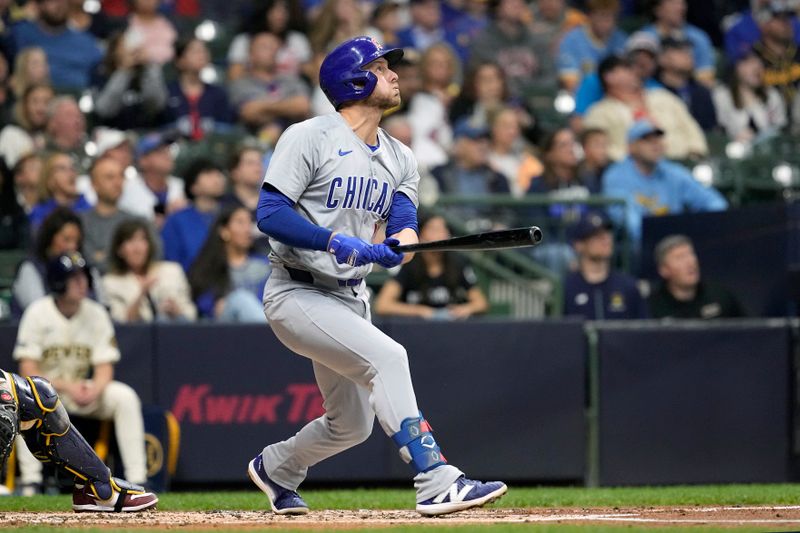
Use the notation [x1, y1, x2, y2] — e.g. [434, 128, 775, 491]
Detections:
[391, 412, 447, 474]
[13, 375, 115, 500]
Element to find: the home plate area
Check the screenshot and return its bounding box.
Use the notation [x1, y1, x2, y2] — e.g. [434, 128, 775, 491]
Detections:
[3, 505, 800, 528]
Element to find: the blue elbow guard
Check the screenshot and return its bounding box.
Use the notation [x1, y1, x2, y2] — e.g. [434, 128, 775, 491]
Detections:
[391, 413, 447, 474]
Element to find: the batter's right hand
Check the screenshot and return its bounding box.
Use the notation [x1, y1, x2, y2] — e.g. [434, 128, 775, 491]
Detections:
[328, 233, 373, 267]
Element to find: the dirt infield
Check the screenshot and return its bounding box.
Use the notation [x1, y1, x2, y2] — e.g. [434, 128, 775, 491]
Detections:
[3, 505, 800, 528]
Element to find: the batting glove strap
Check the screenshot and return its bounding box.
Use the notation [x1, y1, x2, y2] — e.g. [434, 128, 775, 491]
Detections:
[328, 233, 373, 267]
[392, 414, 447, 474]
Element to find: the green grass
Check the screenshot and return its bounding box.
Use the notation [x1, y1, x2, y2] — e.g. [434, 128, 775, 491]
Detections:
[1, 483, 800, 511]
[1, 485, 799, 531]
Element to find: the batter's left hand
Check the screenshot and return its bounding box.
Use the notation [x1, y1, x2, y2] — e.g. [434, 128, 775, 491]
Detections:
[371, 238, 404, 268]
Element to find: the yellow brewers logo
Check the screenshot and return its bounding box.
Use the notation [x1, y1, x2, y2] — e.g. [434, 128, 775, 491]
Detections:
[145, 433, 164, 477]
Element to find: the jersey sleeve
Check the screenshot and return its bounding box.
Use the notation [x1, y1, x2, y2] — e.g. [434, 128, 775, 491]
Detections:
[13, 302, 44, 362]
[396, 143, 420, 207]
[89, 305, 121, 366]
[262, 122, 318, 202]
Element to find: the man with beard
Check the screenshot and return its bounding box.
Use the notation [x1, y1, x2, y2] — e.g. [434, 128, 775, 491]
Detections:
[248, 36, 507, 516]
[8, 0, 102, 90]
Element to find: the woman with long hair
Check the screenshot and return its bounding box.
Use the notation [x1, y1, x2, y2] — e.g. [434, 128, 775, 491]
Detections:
[11, 207, 104, 314]
[712, 50, 787, 143]
[29, 151, 92, 228]
[408, 42, 462, 170]
[0, 84, 53, 168]
[9, 48, 50, 101]
[526, 128, 589, 274]
[449, 61, 539, 145]
[374, 213, 488, 319]
[188, 205, 271, 322]
[487, 106, 543, 196]
[103, 218, 196, 323]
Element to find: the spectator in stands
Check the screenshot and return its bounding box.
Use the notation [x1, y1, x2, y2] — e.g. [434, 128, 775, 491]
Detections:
[8, 0, 103, 91]
[12, 207, 104, 314]
[724, 0, 800, 64]
[431, 121, 509, 196]
[449, 61, 538, 145]
[573, 31, 662, 119]
[408, 42, 460, 170]
[91, 31, 168, 131]
[44, 96, 89, 168]
[369, 1, 403, 48]
[223, 146, 264, 212]
[67, 0, 117, 40]
[530, 0, 588, 44]
[656, 37, 717, 131]
[0, 159, 29, 250]
[228, 32, 311, 139]
[29, 151, 92, 228]
[161, 158, 227, 272]
[124, 0, 177, 65]
[713, 49, 787, 142]
[577, 128, 611, 193]
[487, 106, 543, 197]
[12, 154, 44, 215]
[558, 0, 627, 92]
[76, 128, 135, 205]
[164, 37, 235, 141]
[526, 128, 589, 274]
[584, 55, 708, 160]
[103, 218, 196, 322]
[641, 0, 716, 85]
[649, 234, 744, 318]
[0, 84, 52, 168]
[563, 211, 647, 320]
[188, 205, 270, 322]
[442, 0, 490, 62]
[397, 0, 448, 52]
[308, 0, 381, 57]
[602, 120, 728, 244]
[752, 1, 800, 116]
[15, 251, 148, 488]
[374, 212, 488, 319]
[469, 0, 557, 103]
[9, 47, 50, 102]
[79, 156, 144, 274]
[117, 132, 186, 224]
[226, 0, 311, 81]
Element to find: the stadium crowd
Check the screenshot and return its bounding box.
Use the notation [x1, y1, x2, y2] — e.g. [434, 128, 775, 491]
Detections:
[0, 0, 790, 323]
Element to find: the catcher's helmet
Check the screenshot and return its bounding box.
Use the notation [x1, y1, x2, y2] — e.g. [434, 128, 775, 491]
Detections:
[47, 252, 89, 295]
[319, 36, 404, 110]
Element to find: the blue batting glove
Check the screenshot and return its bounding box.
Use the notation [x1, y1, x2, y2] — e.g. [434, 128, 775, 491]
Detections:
[328, 233, 373, 267]
[371, 238, 405, 268]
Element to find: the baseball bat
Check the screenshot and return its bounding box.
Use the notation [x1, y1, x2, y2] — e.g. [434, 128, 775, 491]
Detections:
[389, 226, 543, 253]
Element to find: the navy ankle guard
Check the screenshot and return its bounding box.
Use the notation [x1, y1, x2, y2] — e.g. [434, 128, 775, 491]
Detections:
[391, 413, 447, 474]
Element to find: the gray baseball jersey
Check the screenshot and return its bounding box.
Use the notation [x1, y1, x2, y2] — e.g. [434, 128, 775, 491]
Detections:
[262, 113, 420, 279]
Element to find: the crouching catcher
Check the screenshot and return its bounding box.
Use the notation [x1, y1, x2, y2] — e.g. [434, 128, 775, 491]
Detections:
[0, 369, 157, 512]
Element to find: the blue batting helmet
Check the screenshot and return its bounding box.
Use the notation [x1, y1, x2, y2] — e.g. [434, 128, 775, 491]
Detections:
[319, 36, 404, 110]
[47, 252, 90, 294]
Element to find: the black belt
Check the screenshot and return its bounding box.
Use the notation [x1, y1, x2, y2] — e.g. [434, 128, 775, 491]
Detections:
[285, 267, 363, 287]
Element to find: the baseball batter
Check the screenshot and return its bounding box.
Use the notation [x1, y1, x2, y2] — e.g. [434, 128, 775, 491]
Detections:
[248, 37, 507, 516]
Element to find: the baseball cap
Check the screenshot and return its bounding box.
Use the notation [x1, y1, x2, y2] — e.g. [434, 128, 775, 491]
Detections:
[756, 0, 797, 21]
[136, 132, 175, 159]
[570, 212, 613, 241]
[95, 129, 129, 157]
[453, 120, 490, 140]
[660, 34, 693, 51]
[627, 119, 665, 143]
[624, 31, 660, 56]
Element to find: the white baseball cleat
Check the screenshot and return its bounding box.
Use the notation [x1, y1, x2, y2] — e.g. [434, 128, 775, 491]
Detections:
[416, 476, 507, 516]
